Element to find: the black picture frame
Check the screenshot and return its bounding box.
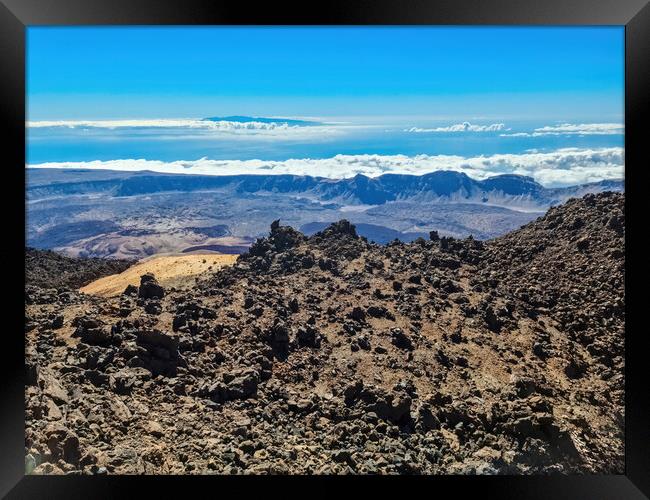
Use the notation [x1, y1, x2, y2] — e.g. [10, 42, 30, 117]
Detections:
[1, 0, 646, 497]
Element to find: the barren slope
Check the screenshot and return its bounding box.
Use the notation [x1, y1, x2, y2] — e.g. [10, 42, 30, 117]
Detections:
[26, 248, 132, 290]
[79, 254, 238, 297]
[25, 192, 624, 475]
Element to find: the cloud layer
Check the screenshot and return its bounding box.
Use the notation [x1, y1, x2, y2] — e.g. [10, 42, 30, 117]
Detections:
[26, 119, 347, 140]
[406, 122, 509, 133]
[501, 123, 623, 137]
[27, 147, 624, 188]
[28, 119, 307, 130]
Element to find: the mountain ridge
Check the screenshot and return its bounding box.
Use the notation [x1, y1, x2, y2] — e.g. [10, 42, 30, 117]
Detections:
[28, 168, 624, 211]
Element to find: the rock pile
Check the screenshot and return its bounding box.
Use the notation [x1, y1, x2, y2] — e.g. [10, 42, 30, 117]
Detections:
[25, 192, 624, 475]
[26, 247, 132, 290]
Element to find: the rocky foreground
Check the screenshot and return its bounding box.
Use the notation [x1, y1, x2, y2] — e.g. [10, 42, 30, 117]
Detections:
[25, 192, 625, 475]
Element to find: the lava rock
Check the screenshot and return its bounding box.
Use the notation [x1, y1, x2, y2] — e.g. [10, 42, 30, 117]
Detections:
[138, 274, 165, 300]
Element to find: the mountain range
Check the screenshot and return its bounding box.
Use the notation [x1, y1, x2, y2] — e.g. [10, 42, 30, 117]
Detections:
[28, 169, 623, 210]
[26, 168, 624, 258]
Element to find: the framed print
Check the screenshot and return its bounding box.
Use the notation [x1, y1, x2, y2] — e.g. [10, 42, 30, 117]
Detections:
[0, 0, 647, 497]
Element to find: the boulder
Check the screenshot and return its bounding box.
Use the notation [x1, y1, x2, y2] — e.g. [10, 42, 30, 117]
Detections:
[390, 328, 414, 351]
[44, 423, 80, 465]
[138, 274, 165, 300]
[297, 325, 320, 347]
[109, 367, 152, 395]
[415, 403, 440, 432]
[483, 306, 502, 333]
[348, 307, 366, 323]
[209, 368, 259, 403]
[41, 371, 69, 405]
[73, 317, 112, 346]
[144, 301, 162, 315]
[136, 329, 179, 352]
[344, 383, 413, 424]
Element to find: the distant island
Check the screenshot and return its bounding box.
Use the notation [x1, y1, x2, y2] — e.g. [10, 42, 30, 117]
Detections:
[202, 115, 321, 126]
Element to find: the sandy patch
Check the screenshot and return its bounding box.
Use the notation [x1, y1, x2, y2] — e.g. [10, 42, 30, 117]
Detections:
[79, 253, 238, 297]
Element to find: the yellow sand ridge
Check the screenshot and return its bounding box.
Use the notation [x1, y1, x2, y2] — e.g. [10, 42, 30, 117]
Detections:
[80, 253, 237, 297]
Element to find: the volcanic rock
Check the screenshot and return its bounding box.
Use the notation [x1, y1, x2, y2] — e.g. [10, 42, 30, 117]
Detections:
[24, 193, 625, 475]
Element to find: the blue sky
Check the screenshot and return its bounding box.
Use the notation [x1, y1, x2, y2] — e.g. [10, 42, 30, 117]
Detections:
[27, 26, 624, 121]
[26, 27, 625, 187]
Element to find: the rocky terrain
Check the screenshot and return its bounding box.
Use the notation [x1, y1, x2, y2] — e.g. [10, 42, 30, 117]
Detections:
[24, 192, 624, 475]
[26, 247, 132, 290]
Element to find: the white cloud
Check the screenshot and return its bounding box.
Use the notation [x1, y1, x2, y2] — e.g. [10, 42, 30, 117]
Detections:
[26, 118, 348, 140]
[27, 118, 308, 130]
[500, 123, 623, 137]
[27, 147, 624, 188]
[406, 122, 509, 133]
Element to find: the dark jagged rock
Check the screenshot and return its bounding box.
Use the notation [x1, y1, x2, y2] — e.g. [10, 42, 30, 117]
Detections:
[315, 219, 358, 239]
[138, 274, 165, 299]
[297, 325, 321, 348]
[247, 220, 305, 259]
[72, 317, 112, 346]
[391, 328, 414, 351]
[344, 381, 413, 425]
[208, 368, 260, 403]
